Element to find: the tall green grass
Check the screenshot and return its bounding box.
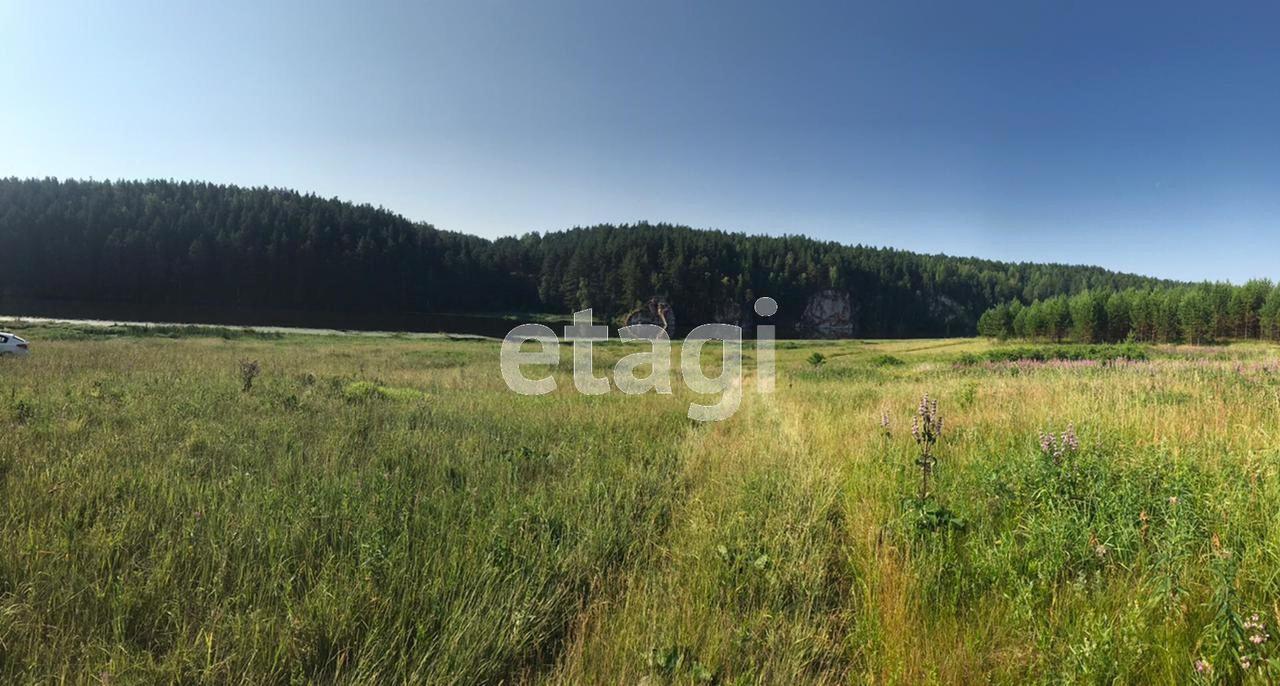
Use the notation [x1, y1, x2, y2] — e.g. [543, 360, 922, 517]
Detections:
[2, 331, 1280, 683]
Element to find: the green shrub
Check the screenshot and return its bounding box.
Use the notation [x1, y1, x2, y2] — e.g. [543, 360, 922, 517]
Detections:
[341, 381, 427, 402]
[958, 343, 1149, 365]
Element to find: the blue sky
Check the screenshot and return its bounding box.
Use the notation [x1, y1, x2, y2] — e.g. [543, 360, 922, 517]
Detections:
[4, 1, 1279, 282]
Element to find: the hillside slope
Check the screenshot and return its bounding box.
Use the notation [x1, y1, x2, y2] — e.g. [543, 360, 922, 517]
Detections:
[0, 177, 1177, 336]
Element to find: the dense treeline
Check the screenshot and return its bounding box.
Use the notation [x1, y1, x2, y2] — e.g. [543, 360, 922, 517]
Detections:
[977, 281, 1280, 344]
[2, 177, 1182, 336]
[0, 178, 526, 313]
[495, 225, 1181, 336]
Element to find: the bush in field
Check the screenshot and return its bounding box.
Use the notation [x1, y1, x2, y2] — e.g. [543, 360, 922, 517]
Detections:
[9, 398, 36, 425]
[342, 381, 427, 403]
[646, 645, 716, 683]
[238, 359, 261, 392]
[957, 343, 1149, 365]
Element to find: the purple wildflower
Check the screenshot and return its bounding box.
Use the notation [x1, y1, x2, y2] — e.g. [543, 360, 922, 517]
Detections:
[910, 394, 944, 500]
[913, 394, 942, 453]
[1038, 424, 1080, 465]
[1062, 424, 1079, 452]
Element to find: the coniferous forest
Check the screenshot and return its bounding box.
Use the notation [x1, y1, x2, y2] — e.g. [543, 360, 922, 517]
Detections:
[0, 177, 1186, 336]
[977, 281, 1280, 344]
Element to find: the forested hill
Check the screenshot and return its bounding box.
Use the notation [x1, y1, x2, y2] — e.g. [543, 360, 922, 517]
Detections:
[0, 177, 1178, 336]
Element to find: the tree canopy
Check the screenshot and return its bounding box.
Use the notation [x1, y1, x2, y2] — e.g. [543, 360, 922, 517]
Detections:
[1, 177, 1186, 336]
[978, 281, 1280, 344]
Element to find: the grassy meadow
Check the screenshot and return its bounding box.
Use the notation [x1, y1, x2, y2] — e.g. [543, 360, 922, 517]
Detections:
[3, 321, 1280, 683]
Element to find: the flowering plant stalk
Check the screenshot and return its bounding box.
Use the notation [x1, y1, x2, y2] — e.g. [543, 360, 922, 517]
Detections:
[1038, 424, 1079, 466]
[912, 394, 943, 500]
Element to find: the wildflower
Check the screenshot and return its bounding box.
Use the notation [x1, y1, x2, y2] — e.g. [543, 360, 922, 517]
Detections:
[1168, 496, 1179, 506]
[1038, 424, 1079, 465]
[1062, 424, 1079, 452]
[910, 394, 944, 500]
[1039, 430, 1053, 455]
[1240, 657, 1251, 670]
[1243, 614, 1269, 647]
[913, 394, 942, 449]
[1194, 658, 1211, 673]
[880, 410, 891, 436]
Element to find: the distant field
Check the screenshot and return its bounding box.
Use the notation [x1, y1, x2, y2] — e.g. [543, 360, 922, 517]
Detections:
[3, 323, 1280, 683]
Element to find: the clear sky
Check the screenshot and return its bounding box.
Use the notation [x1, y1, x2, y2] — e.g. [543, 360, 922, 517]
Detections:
[4, 1, 1279, 282]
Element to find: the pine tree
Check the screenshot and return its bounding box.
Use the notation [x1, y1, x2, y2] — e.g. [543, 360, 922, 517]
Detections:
[1262, 288, 1280, 341]
[1179, 288, 1214, 344]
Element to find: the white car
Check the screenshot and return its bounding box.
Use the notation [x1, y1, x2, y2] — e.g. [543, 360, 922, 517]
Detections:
[0, 332, 30, 357]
